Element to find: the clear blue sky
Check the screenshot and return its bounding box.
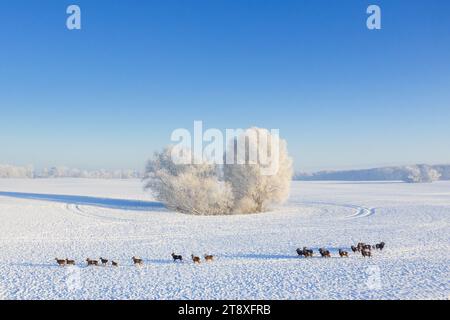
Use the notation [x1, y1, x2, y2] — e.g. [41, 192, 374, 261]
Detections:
[1, 0, 449, 171]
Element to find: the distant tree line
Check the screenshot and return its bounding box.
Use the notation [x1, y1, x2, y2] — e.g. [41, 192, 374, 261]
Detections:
[294, 164, 449, 183]
[3, 163, 449, 184]
[0, 164, 142, 179]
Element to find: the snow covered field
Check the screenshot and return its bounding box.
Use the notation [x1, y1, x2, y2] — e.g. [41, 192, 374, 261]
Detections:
[0, 179, 448, 300]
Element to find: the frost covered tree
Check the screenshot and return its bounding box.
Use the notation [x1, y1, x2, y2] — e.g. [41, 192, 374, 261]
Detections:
[144, 128, 293, 215]
[143, 147, 234, 215]
[223, 128, 293, 213]
[0, 164, 34, 178]
[403, 165, 441, 183]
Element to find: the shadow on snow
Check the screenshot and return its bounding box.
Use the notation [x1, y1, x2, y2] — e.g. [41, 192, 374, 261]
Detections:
[0, 191, 165, 212]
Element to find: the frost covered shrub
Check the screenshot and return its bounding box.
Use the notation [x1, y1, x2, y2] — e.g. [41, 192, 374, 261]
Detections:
[223, 128, 293, 213]
[144, 128, 293, 215]
[143, 147, 234, 215]
[403, 165, 441, 183]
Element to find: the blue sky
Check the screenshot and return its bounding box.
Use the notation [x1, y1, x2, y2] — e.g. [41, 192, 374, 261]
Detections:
[1, 0, 449, 171]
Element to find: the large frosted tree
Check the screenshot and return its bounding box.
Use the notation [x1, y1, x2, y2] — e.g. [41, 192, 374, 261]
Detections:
[143, 147, 234, 215]
[144, 128, 293, 215]
[223, 128, 293, 213]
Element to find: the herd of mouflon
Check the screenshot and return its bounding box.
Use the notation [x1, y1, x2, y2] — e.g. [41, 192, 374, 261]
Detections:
[54, 253, 214, 267]
[297, 241, 385, 259]
[55, 242, 385, 267]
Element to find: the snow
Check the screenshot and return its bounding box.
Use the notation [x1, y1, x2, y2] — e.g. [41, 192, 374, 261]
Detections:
[0, 179, 449, 300]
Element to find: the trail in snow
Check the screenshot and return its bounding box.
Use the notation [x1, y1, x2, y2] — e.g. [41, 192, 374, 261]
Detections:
[292, 200, 376, 219]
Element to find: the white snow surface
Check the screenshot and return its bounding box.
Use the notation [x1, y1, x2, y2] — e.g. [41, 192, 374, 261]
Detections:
[0, 179, 448, 300]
